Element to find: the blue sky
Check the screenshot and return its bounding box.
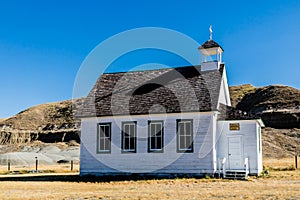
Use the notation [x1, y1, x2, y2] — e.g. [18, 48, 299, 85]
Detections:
[0, 0, 300, 118]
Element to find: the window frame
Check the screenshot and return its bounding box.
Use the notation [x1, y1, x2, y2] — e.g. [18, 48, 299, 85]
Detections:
[148, 120, 164, 153]
[176, 119, 193, 153]
[97, 122, 112, 154]
[121, 121, 137, 153]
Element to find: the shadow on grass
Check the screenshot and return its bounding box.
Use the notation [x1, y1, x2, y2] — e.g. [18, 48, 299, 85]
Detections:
[0, 173, 206, 183]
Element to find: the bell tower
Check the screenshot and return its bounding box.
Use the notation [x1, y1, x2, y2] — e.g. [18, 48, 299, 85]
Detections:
[198, 26, 224, 71]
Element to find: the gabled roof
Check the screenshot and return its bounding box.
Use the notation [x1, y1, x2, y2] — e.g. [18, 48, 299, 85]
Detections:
[77, 65, 225, 118]
[199, 40, 224, 51]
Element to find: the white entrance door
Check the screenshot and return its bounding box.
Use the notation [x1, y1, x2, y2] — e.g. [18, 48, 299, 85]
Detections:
[228, 136, 243, 170]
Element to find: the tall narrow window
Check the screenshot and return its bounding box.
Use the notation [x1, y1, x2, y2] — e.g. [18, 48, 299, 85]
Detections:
[122, 121, 137, 153]
[97, 123, 111, 153]
[177, 119, 193, 153]
[148, 120, 164, 152]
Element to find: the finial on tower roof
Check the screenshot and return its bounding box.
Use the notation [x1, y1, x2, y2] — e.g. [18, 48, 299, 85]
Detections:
[209, 25, 213, 40]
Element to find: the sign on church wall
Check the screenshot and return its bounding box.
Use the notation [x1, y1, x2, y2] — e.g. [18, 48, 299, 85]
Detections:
[229, 123, 240, 131]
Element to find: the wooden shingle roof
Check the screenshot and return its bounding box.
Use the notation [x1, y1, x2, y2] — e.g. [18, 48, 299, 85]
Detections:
[77, 65, 225, 117]
[199, 40, 224, 51]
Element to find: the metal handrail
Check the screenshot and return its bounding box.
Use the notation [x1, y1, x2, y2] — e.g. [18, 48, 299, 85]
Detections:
[222, 157, 226, 178]
[218, 158, 227, 178]
[218, 157, 225, 178]
[218, 158, 221, 178]
[244, 157, 249, 177]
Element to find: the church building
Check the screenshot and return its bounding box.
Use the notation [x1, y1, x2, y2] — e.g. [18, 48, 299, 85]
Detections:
[78, 28, 264, 179]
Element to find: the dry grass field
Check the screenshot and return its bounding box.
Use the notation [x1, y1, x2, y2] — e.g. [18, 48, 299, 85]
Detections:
[263, 157, 297, 169]
[0, 158, 299, 200]
[0, 163, 80, 174]
[0, 171, 299, 200]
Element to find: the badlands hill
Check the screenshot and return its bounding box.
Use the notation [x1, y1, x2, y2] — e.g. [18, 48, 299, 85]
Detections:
[230, 84, 300, 128]
[0, 99, 83, 144]
[230, 84, 300, 157]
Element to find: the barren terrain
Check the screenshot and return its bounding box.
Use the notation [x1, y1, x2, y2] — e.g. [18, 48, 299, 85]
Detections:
[262, 128, 300, 158]
[0, 157, 298, 199]
[0, 169, 299, 200]
[0, 141, 79, 171]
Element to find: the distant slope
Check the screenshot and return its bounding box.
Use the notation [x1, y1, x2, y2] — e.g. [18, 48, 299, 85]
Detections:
[230, 84, 300, 158]
[2, 100, 74, 131]
[229, 84, 300, 128]
[0, 118, 7, 123]
[0, 99, 83, 144]
[262, 128, 300, 158]
[235, 85, 300, 114]
[229, 84, 256, 107]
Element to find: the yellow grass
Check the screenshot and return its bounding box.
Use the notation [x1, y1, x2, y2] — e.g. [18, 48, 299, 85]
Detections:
[0, 171, 299, 200]
[0, 163, 79, 174]
[0, 157, 297, 174]
[0, 158, 299, 199]
[263, 157, 297, 169]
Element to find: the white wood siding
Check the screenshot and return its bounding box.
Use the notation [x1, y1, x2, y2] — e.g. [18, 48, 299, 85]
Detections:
[80, 112, 216, 175]
[256, 123, 263, 173]
[216, 120, 263, 175]
[217, 67, 231, 107]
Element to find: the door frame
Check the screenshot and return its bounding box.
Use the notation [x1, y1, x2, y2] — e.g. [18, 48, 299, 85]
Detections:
[227, 135, 244, 170]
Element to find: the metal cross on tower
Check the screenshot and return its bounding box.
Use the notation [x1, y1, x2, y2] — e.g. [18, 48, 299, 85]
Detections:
[209, 25, 213, 40]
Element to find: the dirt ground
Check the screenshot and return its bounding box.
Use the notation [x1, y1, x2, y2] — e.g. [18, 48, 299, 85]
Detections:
[0, 158, 299, 199]
[0, 170, 299, 200]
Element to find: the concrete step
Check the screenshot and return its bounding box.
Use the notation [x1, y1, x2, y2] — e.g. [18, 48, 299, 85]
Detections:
[224, 170, 248, 180]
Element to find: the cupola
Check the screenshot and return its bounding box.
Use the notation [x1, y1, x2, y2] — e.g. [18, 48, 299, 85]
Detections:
[198, 26, 224, 71]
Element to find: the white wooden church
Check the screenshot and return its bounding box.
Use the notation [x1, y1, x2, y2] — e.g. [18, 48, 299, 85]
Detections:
[78, 30, 264, 179]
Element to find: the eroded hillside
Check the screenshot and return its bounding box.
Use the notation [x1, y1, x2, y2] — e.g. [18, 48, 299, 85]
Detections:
[230, 84, 300, 128]
[0, 99, 84, 144]
[230, 84, 300, 158]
